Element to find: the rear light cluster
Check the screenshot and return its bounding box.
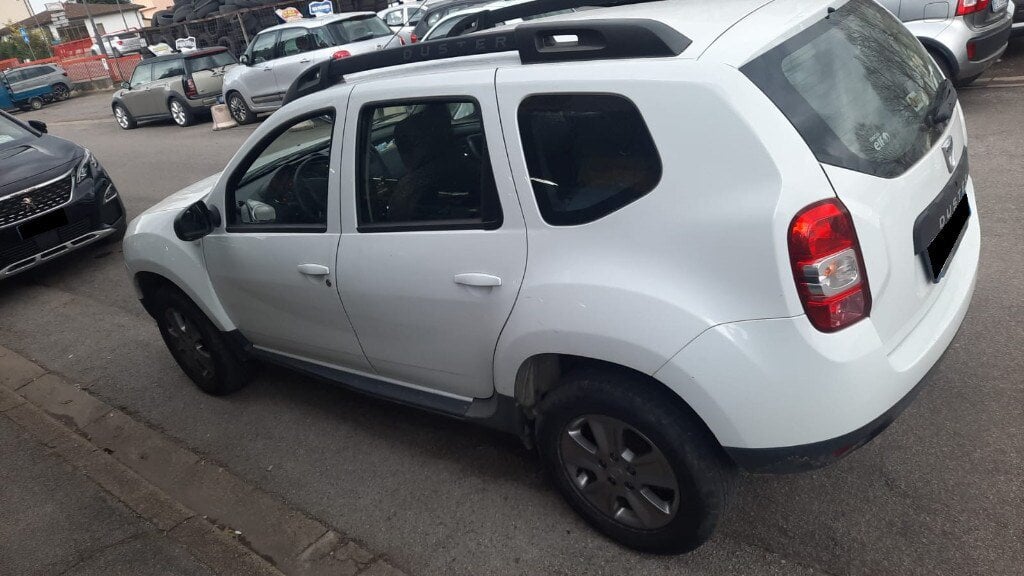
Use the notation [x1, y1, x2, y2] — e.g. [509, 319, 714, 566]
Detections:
[332, 50, 352, 60]
[788, 199, 871, 333]
[184, 78, 198, 98]
[956, 0, 990, 15]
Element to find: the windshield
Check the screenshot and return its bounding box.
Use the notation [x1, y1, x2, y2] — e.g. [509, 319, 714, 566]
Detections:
[187, 51, 235, 72]
[0, 114, 32, 146]
[325, 16, 392, 44]
[742, 0, 945, 178]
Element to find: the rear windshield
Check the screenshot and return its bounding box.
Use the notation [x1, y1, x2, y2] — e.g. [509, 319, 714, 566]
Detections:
[187, 51, 235, 72]
[325, 16, 392, 44]
[742, 0, 946, 178]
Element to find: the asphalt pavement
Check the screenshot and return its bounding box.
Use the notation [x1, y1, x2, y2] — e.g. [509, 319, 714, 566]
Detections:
[2, 42, 1023, 576]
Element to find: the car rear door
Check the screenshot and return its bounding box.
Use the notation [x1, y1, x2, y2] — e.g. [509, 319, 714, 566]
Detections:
[269, 27, 327, 97]
[245, 31, 282, 105]
[744, 0, 978, 349]
[335, 68, 527, 399]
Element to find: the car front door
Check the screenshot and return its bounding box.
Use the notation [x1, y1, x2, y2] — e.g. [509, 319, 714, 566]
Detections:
[245, 31, 281, 105]
[120, 63, 154, 117]
[204, 104, 371, 371]
[336, 69, 527, 399]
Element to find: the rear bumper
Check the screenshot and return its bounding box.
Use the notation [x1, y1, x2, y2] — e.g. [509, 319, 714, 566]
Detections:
[935, 16, 1012, 79]
[654, 206, 980, 473]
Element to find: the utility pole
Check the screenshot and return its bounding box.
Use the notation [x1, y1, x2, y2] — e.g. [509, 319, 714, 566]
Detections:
[81, 1, 107, 57]
[113, 0, 130, 32]
[22, 0, 53, 57]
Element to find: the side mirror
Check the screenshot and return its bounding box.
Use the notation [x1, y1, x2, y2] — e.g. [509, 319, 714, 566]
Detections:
[239, 54, 249, 65]
[173, 201, 221, 241]
[27, 120, 47, 133]
[121, 81, 131, 90]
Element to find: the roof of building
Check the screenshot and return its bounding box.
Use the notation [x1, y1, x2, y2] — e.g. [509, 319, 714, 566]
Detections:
[11, 2, 144, 29]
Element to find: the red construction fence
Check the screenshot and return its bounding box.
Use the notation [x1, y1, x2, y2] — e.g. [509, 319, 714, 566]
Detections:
[1, 40, 142, 86]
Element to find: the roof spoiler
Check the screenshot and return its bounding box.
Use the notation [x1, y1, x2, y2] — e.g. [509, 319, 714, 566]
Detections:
[283, 17, 690, 105]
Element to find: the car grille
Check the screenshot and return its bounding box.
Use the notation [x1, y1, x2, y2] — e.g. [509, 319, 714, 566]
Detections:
[0, 216, 90, 268]
[0, 175, 74, 228]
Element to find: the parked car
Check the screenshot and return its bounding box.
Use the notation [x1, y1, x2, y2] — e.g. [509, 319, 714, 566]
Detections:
[408, 0, 495, 42]
[1013, 0, 1023, 36]
[223, 13, 394, 125]
[0, 111, 125, 279]
[112, 48, 238, 129]
[1, 64, 72, 102]
[92, 31, 148, 57]
[378, 1, 422, 45]
[879, 0, 1013, 85]
[419, 0, 573, 41]
[125, 0, 979, 553]
[0, 75, 52, 112]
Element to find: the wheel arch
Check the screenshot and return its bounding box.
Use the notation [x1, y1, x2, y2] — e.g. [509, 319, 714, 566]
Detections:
[918, 37, 960, 78]
[511, 353, 727, 453]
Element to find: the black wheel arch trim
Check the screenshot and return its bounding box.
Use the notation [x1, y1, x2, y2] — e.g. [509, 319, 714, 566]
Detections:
[919, 37, 960, 78]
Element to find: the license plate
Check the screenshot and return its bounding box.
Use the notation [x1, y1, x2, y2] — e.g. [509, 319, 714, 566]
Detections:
[18, 209, 67, 240]
[992, 0, 1008, 12]
[913, 154, 971, 283]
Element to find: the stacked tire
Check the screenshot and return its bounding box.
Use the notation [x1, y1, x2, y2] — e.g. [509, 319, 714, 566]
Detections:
[150, 0, 285, 25]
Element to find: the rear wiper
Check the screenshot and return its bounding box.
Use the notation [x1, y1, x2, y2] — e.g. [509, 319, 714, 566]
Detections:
[926, 78, 957, 127]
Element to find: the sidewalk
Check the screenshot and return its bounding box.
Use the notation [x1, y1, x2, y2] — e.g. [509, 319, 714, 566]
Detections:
[0, 345, 406, 576]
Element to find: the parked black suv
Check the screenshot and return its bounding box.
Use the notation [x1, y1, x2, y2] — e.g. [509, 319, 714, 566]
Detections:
[0, 110, 125, 279]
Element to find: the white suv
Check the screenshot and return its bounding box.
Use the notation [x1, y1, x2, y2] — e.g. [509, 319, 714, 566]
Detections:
[124, 0, 979, 553]
[222, 13, 394, 124]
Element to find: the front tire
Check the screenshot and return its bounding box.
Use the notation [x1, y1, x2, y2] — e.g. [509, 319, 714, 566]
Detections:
[169, 98, 193, 127]
[151, 287, 252, 395]
[113, 104, 136, 130]
[536, 367, 733, 553]
[227, 92, 254, 125]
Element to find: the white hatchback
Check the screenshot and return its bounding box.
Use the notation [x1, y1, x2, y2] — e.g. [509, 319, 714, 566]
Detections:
[222, 13, 394, 124]
[125, 0, 979, 553]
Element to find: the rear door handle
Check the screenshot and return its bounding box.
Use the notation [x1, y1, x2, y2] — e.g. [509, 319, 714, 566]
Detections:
[299, 58, 311, 63]
[297, 263, 330, 276]
[454, 273, 501, 287]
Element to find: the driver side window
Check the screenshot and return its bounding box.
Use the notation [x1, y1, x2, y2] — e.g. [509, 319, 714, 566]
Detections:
[227, 112, 336, 232]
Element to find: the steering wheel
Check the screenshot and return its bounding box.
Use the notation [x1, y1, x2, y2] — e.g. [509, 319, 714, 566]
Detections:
[293, 154, 330, 221]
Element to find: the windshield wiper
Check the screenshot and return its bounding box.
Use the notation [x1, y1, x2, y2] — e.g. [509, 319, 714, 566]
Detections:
[926, 78, 957, 127]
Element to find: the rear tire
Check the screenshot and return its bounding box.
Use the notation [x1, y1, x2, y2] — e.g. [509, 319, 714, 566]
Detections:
[52, 83, 71, 101]
[535, 367, 733, 553]
[227, 92, 254, 125]
[151, 287, 252, 396]
[28, 97, 43, 111]
[169, 98, 193, 127]
[927, 48, 954, 82]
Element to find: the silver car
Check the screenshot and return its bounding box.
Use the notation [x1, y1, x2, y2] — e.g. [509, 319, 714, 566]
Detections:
[111, 48, 237, 129]
[880, 0, 1014, 85]
[223, 13, 395, 125]
[2, 64, 72, 102]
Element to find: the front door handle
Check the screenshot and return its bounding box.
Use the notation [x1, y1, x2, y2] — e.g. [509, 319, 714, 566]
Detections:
[298, 263, 330, 276]
[299, 58, 311, 63]
[454, 273, 501, 287]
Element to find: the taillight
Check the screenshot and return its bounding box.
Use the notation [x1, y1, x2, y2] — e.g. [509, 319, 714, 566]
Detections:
[184, 77, 197, 98]
[788, 199, 871, 332]
[410, 33, 418, 43]
[956, 0, 990, 15]
[332, 50, 351, 60]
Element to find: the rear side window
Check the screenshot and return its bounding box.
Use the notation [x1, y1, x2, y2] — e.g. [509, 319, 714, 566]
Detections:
[517, 94, 662, 226]
[325, 16, 392, 44]
[151, 59, 184, 80]
[742, 0, 945, 178]
[187, 51, 235, 72]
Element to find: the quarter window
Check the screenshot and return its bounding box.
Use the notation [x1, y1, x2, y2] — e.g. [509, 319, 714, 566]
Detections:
[227, 113, 336, 231]
[517, 94, 662, 226]
[357, 99, 502, 231]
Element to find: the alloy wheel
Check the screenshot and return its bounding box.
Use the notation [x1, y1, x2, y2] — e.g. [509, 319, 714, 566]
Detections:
[115, 106, 129, 129]
[171, 101, 187, 126]
[228, 95, 248, 123]
[163, 308, 214, 380]
[559, 414, 680, 530]
[53, 85, 69, 101]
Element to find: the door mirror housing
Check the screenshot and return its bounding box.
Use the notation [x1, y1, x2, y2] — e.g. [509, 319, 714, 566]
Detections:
[174, 201, 221, 241]
[27, 120, 47, 133]
[239, 54, 250, 65]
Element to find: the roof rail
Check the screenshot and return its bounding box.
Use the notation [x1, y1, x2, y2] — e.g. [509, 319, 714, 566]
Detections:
[283, 14, 690, 105]
[446, 0, 659, 39]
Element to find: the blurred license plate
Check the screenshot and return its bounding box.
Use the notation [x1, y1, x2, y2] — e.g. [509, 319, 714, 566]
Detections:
[992, 0, 1008, 12]
[924, 194, 970, 283]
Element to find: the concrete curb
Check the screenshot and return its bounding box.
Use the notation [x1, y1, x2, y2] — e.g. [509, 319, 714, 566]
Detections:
[0, 345, 408, 576]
